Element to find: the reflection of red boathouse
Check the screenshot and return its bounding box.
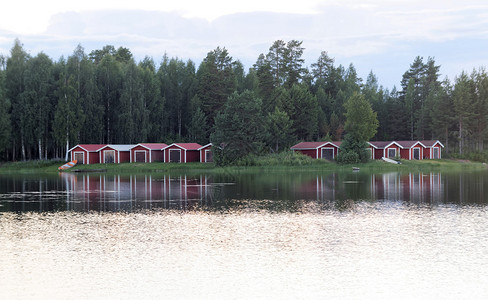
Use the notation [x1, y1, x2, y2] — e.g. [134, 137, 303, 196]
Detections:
[298, 172, 443, 204]
[370, 172, 443, 204]
[62, 174, 213, 211]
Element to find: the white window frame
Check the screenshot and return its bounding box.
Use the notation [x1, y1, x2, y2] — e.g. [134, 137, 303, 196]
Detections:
[73, 151, 85, 164]
[433, 147, 440, 159]
[104, 150, 116, 163]
[321, 147, 335, 160]
[413, 148, 420, 160]
[387, 148, 396, 158]
[134, 150, 147, 163]
[366, 148, 373, 159]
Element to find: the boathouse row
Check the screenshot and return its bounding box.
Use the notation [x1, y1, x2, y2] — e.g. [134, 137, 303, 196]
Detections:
[68, 143, 213, 165]
[291, 140, 444, 161]
[68, 140, 443, 165]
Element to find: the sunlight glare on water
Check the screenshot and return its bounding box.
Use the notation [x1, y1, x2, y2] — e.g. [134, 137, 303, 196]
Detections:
[1, 202, 488, 299]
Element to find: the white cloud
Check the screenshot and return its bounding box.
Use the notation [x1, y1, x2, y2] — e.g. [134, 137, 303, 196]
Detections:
[1, 1, 488, 88]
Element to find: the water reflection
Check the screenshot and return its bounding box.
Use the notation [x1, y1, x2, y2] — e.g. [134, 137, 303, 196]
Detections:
[1, 171, 488, 212]
[62, 173, 214, 211]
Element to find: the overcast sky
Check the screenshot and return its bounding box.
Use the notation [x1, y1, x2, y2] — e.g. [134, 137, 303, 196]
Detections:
[1, 0, 488, 89]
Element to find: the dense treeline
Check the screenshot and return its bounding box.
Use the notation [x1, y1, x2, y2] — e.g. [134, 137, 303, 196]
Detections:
[0, 39, 486, 161]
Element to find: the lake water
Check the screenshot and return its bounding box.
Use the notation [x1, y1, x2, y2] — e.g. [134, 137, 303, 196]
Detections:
[1, 170, 488, 299]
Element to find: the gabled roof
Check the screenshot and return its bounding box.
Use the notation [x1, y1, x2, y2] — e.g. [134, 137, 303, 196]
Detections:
[197, 143, 213, 150]
[98, 144, 137, 152]
[395, 140, 426, 148]
[383, 141, 404, 149]
[162, 143, 202, 151]
[68, 144, 106, 152]
[420, 140, 445, 148]
[133, 143, 168, 151]
[291, 141, 341, 150]
[368, 141, 391, 149]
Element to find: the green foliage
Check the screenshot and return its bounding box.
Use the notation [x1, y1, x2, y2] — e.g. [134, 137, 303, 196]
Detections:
[0, 55, 11, 157]
[197, 47, 236, 129]
[336, 134, 370, 164]
[232, 150, 322, 166]
[344, 92, 379, 141]
[2, 38, 488, 162]
[266, 106, 294, 152]
[289, 84, 318, 140]
[211, 90, 266, 166]
[187, 107, 209, 145]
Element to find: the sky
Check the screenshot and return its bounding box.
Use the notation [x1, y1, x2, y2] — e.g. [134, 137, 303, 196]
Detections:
[1, 0, 488, 89]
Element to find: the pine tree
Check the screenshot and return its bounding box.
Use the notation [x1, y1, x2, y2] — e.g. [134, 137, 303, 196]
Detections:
[289, 84, 318, 140]
[6, 39, 29, 160]
[0, 55, 11, 159]
[452, 72, 476, 154]
[211, 90, 265, 165]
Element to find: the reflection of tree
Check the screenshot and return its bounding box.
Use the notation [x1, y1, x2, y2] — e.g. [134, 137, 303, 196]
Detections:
[5, 171, 488, 214]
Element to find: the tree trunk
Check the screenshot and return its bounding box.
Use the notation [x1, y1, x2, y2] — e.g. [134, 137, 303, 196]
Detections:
[65, 137, 69, 161]
[21, 138, 26, 161]
[38, 138, 42, 160]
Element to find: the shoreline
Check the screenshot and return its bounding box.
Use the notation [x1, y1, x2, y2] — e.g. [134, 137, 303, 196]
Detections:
[0, 158, 486, 174]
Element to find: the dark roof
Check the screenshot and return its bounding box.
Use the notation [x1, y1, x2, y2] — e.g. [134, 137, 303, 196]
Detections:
[420, 140, 444, 147]
[163, 143, 202, 150]
[291, 141, 341, 150]
[368, 141, 391, 149]
[395, 140, 425, 148]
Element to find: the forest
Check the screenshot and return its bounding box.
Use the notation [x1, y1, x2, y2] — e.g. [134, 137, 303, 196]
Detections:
[0, 38, 487, 162]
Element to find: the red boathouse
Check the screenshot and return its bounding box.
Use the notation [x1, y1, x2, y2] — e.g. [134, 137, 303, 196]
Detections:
[420, 140, 444, 159]
[130, 143, 167, 163]
[68, 144, 106, 165]
[198, 143, 213, 163]
[98, 145, 135, 164]
[290, 141, 342, 160]
[162, 143, 202, 163]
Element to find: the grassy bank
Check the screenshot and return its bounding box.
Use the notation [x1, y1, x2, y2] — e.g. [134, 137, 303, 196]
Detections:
[0, 152, 486, 175]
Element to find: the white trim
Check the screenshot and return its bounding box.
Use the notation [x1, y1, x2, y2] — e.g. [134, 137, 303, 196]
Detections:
[169, 149, 181, 163]
[291, 142, 340, 151]
[204, 149, 213, 163]
[67, 144, 104, 153]
[366, 148, 373, 160]
[197, 143, 213, 151]
[413, 147, 421, 160]
[73, 151, 85, 164]
[103, 150, 116, 163]
[384, 141, 403, 149]
[321, 147, 335, 160]
[98, 144, 136, 152]
[387, 148, 397, 158]
[433, 147, 440, 159]
[367, 142, 379, 149]
[134, 150, 147, 163]
[184, 150, 187, 163]
[162, 143, 190, 151]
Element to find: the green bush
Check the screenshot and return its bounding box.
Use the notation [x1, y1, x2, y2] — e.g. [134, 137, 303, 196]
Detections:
[231, 151, 324, 167]
[336, 150, 359, 164]
[336, 134, 370, 164]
